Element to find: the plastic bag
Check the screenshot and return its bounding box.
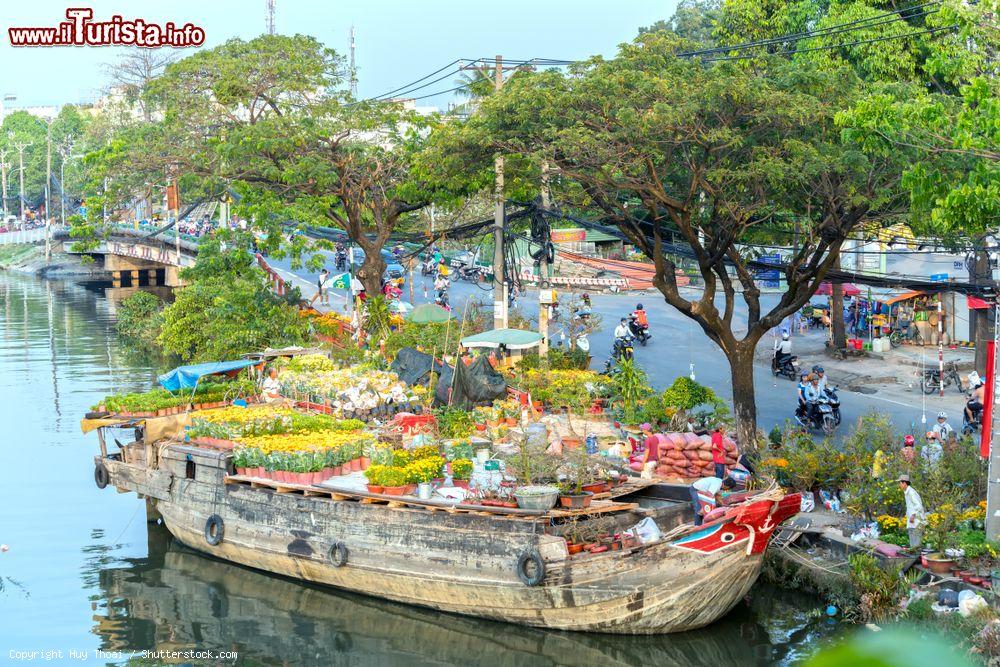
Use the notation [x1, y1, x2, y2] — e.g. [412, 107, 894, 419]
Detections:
[800, 493, 815, 513]
[631, 517, 662, 544]
[820, 490, 842, 512]
[959, 592, 989, 617]
[850, 522, 880, 542]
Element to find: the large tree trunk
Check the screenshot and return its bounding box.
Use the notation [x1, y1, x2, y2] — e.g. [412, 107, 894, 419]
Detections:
[830, 254, 846, 352]
[728, 344, 759, 456]
[971, 249, 993, 374]
[357, 250, 386, 297]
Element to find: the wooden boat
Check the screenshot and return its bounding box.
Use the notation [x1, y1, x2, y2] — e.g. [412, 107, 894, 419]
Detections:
[87, 423, 800, 635]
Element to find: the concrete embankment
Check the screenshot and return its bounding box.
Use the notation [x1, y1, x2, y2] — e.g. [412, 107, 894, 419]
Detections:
[0, 243, 108, 279]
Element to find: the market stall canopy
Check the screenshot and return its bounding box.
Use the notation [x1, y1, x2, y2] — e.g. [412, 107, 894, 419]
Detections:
[407, 303, 453, 323]
[461, 328, 543, 350]
[157, 360, 256, 392]
[815, 282, 861, 297]
[885, 290, 925, 306]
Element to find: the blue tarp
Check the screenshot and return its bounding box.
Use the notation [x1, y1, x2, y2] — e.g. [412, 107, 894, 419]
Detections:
[157, 360, 256, 392]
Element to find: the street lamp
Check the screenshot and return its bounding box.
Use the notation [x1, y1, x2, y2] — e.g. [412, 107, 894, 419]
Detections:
[57, 141, 82, 227]
[7, 130, 32, 223]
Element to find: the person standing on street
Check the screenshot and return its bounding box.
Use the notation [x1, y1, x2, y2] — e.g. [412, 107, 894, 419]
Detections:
[310, 268, 330, 307]
[898, 475, 925, 549]
[711, 425, 726, 480]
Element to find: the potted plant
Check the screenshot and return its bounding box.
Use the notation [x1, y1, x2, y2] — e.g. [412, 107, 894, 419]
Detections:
[925, 503, 961, 574]
[381, 467, 409, 495]
[451, 458, 473, 489]
[364, 465, 388, 494]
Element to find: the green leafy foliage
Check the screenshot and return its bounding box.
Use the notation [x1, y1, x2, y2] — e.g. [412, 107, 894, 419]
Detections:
[115, 291, 164, 348]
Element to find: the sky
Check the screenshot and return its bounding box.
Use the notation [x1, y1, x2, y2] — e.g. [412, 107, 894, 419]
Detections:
[0, 0, 677, 108]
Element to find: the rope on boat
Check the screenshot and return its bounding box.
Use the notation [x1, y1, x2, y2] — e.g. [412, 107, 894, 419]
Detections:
[777, 542, 850, 576]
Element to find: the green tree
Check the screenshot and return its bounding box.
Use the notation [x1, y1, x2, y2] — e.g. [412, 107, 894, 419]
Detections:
[157, 235, 308, 361]
[429, 33, 910, 446]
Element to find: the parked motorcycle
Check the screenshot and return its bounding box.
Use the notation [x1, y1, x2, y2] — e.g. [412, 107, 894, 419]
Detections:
[922, 361, 964, 395]
[334, 251, 348, 271]
[771, 353, 799, 381]
[626, 315, 651, 346]
[796, 396, 837, 435]
[455, 264, 486, 282]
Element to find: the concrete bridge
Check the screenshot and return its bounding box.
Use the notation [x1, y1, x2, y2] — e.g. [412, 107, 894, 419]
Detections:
[58, 226, 199, 288]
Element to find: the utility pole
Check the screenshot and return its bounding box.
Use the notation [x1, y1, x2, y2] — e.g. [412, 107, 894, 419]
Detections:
[11, 137, 31, 222]
[45, 122, 51, 225]
[493, 55, 506, 329]
[57, 140, 73, 227]
[0, 149, 8, 220]
[266, 0, 276, 35]
[540, 160, 552, 287]
[349, 26, 358, 99]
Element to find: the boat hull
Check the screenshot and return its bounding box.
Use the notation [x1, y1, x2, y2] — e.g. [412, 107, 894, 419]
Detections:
[101, 451, 796, 634]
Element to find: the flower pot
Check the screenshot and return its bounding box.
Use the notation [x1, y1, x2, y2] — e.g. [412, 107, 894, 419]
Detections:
[360, 456, 371, 470]
[475, 423, 487, 432]
[501, 501, 518, 508]
[513, 485, 559, 511]
[924, 553, 957, 574]
[581, 482, 606, 495]
[322, 467, 334, 479]
[452, 479, 469, 489]
[567, 542, 584, 555]
[562, 437, 583, 450]
[367, 484, 385, 494]
[255, 467, 266, 478]
[558, 492, 594, 509]
[432, 477, 445, 486]
[383, 485, 407, 496]
[236, 467, 247, 476]
[331, 466, 342, 476]
[403, 484, 417, 495]
[589, 545, 608, 554]
[505, 418, 518, 426]
[959, 570, 975, 583]
[610, 541, 622, 551]
[349, 459, 361, 472]
[311, 471, 325, 484]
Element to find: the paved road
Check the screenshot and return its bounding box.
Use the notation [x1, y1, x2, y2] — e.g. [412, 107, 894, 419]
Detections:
[269, 250, 966, 437]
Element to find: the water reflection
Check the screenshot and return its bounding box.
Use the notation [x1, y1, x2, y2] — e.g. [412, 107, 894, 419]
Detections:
[92, 525, 833, 667]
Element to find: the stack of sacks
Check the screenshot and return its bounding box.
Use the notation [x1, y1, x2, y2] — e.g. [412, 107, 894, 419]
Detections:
[652, 432, 739, 479]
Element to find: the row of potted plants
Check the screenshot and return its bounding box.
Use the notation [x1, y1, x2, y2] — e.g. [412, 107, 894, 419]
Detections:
[564, 531, 639, 556]
[93, 380, 255, 415]
[232, 444, 372, 484]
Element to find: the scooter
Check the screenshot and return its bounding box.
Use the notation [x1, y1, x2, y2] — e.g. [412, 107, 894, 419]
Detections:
[420, 258, 437, 276]
[964, 400, 983, 435]
[796, 396, 837, 436]
[824, 385, 842, 426]
[771, 353, 799, 381]
[603, 336, 635, 374]
[626, 315, 651, 346]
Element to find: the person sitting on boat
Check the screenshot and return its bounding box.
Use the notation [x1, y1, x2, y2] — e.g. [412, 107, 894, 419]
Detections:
[262, 368, 287, 405]
[690, 476, 736, 526]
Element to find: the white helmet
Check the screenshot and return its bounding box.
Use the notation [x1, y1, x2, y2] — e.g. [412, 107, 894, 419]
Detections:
[937, 411, 947, 420]
[781, 332, 790, 340]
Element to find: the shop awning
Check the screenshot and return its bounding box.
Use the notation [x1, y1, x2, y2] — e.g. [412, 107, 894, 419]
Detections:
[461, 328, 543, 350]
[815, 282, 861, 297]
[968, 296, 992, 310]
[157, 360, 256, 392]
[885, 290, 925, 306]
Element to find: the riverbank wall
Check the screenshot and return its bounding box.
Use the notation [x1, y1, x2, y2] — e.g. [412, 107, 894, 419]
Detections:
[0, 243, 109, 280]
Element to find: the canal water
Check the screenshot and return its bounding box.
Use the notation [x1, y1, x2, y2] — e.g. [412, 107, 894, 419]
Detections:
[0, 273, 843, 666]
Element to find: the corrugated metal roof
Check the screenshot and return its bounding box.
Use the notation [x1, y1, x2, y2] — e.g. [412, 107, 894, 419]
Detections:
[584, 229, 621, 243]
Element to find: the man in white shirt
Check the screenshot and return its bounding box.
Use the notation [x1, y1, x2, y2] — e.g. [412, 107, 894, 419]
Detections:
[897, 475, 925, 549]
[773, 331, 792, 364]
[690, 476, 736, 526]
[262, 368, 284, 405]
[613, 318, 630, 341]
[932, 411, 954, 442]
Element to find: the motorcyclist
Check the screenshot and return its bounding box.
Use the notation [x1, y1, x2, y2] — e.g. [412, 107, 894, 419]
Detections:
[796, 371, 810, 419]
[966, 372, 985, 426]
[581, 293, 592, 310]
[435, 295, 451, 311]
[812, 365, 829, 393]
[433, 274, 450, 298]
[802, 375, 824, 425]
[773, 332, 792, 368]
[613, 318, 630, 342]
[632, 303, 648, 329]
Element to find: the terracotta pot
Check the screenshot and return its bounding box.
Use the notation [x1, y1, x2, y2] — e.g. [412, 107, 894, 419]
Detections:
[236, 467, 247, 476]
[383, 485, 407, 496]
[331, 465, 342, 476]
[487, 419, 500, 427]
[367, 484, 385, 494]
[403, 484, 417, 495]
[349, 459, 361, 472]
[969, 576, 985, 586]
[322, 467, 334, 479]
[311, 471, 325, 484]
[558, 492, 594, 509]
[589, 545, 609, 554]
[925, 554, 957, 575]
[959, 570, 975, 582]
[505, 418, 518, 426]
[567, 543, 584, 555]
[453, 479, 469, 489]
[360, 456, 371, 470]
[501, 501, 518, 508]
[563, 437, 583, 450]
[475, 423, 487, 431]
[581, 482, 605, 495]
[255, 467, 266, 478]
[610, 541, 622, 551]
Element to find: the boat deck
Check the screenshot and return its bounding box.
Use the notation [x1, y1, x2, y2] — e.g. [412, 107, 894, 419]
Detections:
[223, 474, 653, 521]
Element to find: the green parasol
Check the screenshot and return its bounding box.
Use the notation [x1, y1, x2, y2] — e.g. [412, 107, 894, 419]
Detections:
[407, 303, 453, 323]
